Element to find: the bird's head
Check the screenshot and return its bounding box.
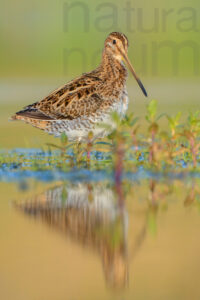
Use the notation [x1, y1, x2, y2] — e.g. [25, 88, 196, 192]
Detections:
[104, 32, 147, 97]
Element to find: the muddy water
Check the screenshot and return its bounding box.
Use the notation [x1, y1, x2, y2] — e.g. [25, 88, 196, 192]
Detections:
[0, 179, 200, 300]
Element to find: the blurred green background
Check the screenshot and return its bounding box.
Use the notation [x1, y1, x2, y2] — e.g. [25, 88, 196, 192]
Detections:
[0, 0, 200, 148]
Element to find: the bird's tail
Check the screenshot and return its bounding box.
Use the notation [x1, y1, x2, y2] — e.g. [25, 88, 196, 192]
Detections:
[10, 107, 53, 131]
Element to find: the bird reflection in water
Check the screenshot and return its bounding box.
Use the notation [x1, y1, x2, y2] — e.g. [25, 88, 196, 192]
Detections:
[15, 179, 181, 289]
[15, 182, 130, 289]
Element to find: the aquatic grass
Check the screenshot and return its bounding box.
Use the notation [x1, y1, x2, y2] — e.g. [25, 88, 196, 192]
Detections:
[1, 100, 200, 180]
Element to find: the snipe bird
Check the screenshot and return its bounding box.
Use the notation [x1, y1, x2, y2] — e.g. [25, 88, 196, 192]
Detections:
[11, 32, 147, 142]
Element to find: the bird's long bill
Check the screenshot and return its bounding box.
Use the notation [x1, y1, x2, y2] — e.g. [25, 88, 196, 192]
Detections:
[122, 52, 147, 97]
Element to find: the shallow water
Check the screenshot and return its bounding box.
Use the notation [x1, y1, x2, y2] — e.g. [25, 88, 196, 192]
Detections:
[1, 175, 200, 300]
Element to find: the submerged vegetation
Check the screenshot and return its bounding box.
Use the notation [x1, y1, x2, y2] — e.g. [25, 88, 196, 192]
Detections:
[1, 100, 200, 181]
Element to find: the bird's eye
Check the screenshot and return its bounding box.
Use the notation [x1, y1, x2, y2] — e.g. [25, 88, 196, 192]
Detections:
[113, 39, 116, 45]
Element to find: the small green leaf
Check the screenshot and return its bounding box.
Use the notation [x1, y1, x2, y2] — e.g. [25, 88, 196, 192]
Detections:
[146, 100, 158, 122]
[61, 132, 68, 145]
[111, 111, 121, 124]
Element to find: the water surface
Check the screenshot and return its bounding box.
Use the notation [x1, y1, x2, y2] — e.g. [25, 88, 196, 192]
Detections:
[0, 178, 200, 300]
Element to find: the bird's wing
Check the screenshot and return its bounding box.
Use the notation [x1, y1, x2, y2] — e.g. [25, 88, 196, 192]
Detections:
[12, 73, 108, 121]
[36, 75, 105, 119]
[20, 74, 107, 120]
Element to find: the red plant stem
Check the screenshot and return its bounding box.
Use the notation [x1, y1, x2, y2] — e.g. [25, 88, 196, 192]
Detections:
[114, 140, 124, 207]
[149, 131, 155, 164]
[190, 137, 197, 168]
[87, 149, 91, 160]
[132, 132, 138, 151]
[86, 141, 92, 167]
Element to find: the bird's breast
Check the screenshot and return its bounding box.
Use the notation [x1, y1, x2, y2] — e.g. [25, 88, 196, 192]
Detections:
[115, 89, 129, 118]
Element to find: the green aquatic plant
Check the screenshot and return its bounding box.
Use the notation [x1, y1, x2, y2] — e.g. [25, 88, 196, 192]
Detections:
[183, 111, 200, 168]
[167, 111, 182, 138]
[145, 99, 159, 166]
[2, 100, 200, 173]
[46, 132, 75, 169]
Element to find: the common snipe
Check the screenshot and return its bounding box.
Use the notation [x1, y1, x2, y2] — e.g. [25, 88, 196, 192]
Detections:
[11, 32, 147, 142]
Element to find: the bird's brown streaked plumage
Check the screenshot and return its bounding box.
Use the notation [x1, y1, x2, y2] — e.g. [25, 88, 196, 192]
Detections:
[11, 32, 147, 142]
